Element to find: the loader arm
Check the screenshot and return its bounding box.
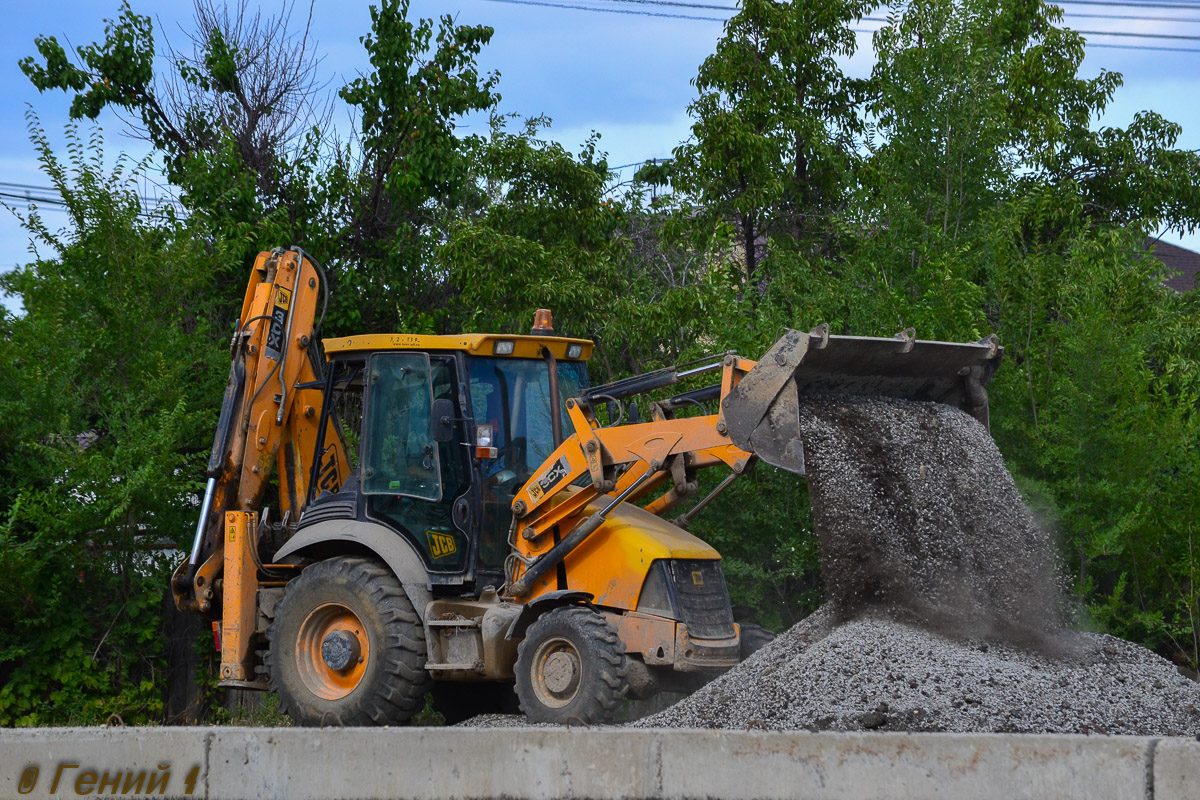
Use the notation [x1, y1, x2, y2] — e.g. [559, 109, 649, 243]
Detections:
[504, 354, 758, 597]
[504, 327, 1003, 598]
[171, 248, 351, 620]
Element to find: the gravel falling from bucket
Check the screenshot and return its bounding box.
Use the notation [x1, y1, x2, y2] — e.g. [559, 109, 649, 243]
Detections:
[797, 396, 1065, 646]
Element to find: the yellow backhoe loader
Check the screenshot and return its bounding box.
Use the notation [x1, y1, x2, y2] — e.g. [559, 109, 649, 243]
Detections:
[172, 248, 1003, 725]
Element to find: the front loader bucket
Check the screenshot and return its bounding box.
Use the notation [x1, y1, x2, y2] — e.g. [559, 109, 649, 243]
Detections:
[723, 326, 1003, 475]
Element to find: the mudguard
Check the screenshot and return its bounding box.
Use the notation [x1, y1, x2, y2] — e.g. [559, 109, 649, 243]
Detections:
[505, 589, 595, 640]
[273, 520, 432, 616]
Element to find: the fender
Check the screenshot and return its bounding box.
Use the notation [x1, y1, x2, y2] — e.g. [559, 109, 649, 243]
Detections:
[505, 589, 595, 640]
[273, 520, 432, 616]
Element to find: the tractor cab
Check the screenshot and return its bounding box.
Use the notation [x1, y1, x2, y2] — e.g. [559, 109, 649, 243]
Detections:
[301, 318, 593, 591]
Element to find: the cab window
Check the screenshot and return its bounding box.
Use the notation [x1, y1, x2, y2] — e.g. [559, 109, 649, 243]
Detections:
[361, 353, 441, 501]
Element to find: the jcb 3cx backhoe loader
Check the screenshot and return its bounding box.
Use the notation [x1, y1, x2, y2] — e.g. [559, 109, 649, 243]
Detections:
[172, 248, 1003, 725]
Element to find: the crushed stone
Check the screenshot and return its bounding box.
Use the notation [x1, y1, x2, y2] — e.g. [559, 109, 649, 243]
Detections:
[634, 609, 1200, 734]
[797, 396, 1066, 647]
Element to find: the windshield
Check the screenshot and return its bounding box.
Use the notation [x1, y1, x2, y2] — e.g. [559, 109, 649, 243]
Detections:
[468, 357, 588, 485]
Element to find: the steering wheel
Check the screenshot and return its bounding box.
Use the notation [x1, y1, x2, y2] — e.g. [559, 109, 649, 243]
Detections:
[495, 436, 527, 471]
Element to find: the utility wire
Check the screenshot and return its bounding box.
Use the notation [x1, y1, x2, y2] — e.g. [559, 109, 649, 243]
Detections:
[1058, 0, 1200, 9]
[593, 0, 1200, 28]
[1073, 26, 1200, 39]
[598, 0, 737, 9]
[488, 0, 1200, 51]
[483, 0, 726, 21]
[0, 182, 179, 218]
[1061, 10, 1200, 22]
[1086, 40, 1200, 49]
[589, 0, 1200, 16]
[611, 158, 674, 169]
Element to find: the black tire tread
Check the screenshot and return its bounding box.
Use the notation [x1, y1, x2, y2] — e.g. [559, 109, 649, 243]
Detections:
[265, 556, 429, 726]
[514, 606, 629, 724]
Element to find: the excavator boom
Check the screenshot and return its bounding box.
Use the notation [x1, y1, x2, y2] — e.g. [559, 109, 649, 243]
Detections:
[171, 248, 349, 620]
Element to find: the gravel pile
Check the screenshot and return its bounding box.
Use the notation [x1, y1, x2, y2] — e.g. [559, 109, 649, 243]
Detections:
[797, 396, 1065, 646]
[635, 607, 1200, 734]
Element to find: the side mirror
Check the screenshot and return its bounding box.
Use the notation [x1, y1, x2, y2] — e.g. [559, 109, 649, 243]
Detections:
[432, 398, 456, 443]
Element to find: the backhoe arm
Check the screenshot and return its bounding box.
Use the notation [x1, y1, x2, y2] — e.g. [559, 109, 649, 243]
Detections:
[504, 355, 757, 597]
[171, 248, 350, 619]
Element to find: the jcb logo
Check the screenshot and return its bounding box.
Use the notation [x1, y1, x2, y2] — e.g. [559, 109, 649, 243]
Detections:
[274, 287, 291, 309]
[316, 444, 342, 494]
[427, 530, 457, 559]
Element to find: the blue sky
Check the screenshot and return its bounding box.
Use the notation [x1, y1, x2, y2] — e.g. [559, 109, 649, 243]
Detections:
[2, 0, 1199, 310]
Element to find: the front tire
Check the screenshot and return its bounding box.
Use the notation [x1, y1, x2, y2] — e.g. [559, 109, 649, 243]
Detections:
[514, 606, 628, 724]
[266, 556, 429, 726]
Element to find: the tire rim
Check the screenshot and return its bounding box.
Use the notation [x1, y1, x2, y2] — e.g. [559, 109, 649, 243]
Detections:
[530, 635, 582, 709]
[296, 602, 370, 700]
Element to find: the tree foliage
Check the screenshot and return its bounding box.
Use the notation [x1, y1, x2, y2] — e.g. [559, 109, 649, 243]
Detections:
[670, 0, 869, 289]
[0, 118, 228, 725]
[6, 0, 1200, 728]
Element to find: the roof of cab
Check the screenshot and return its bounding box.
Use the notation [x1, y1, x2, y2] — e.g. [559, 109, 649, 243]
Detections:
[322, 333, 594, 361]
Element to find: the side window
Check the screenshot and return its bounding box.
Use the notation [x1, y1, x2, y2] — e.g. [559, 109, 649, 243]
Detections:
[361, 353, 442, 501]
[312, 359, 365, 499]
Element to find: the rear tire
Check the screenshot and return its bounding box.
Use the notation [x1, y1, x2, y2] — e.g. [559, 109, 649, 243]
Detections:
[266, 557, 429, 726]
[515, 606, 628, 724]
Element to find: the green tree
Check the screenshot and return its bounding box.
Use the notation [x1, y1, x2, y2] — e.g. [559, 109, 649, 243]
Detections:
[0, 118, 228, 724]
[19, 0, 502, 335]
[19, 1, 332, 299]
[332, 0, 499, 332]
[858, 0, 1200, 666]
[671, 0, 869, 291]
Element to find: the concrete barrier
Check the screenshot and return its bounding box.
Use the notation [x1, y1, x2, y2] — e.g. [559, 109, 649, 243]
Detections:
[1155, 737, 1200, 800]
[1, 727, 1194, 799]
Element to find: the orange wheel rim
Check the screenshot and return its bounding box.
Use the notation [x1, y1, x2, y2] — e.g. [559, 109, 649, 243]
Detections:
[296, 602, 370, 700]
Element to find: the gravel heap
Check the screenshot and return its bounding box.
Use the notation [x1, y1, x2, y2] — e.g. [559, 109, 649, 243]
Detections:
[635, 606, 1200, 734]
[798, 396, 1065, 646]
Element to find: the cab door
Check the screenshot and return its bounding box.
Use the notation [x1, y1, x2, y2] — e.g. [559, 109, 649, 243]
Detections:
[361, 352, 470, 573]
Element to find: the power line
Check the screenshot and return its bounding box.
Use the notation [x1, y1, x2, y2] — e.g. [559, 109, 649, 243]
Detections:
[582, 0, 1200, 29]
[599, 0, 737, 9]
[1086, 40, 1200, 49]
[611, 158, 674, 169]
[579, 0, 1200, 16]
[1073, 26, 1200, 39]
[1058, 0, 1200, 9]
[487, 0, 1200, 52]
[483, 0, 726, 21]
[0, 182, 180, 218]
[1061, 10, 1200, 22]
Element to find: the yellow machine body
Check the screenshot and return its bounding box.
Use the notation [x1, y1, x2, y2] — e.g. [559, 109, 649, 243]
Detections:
[524, 488, 720, 608]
